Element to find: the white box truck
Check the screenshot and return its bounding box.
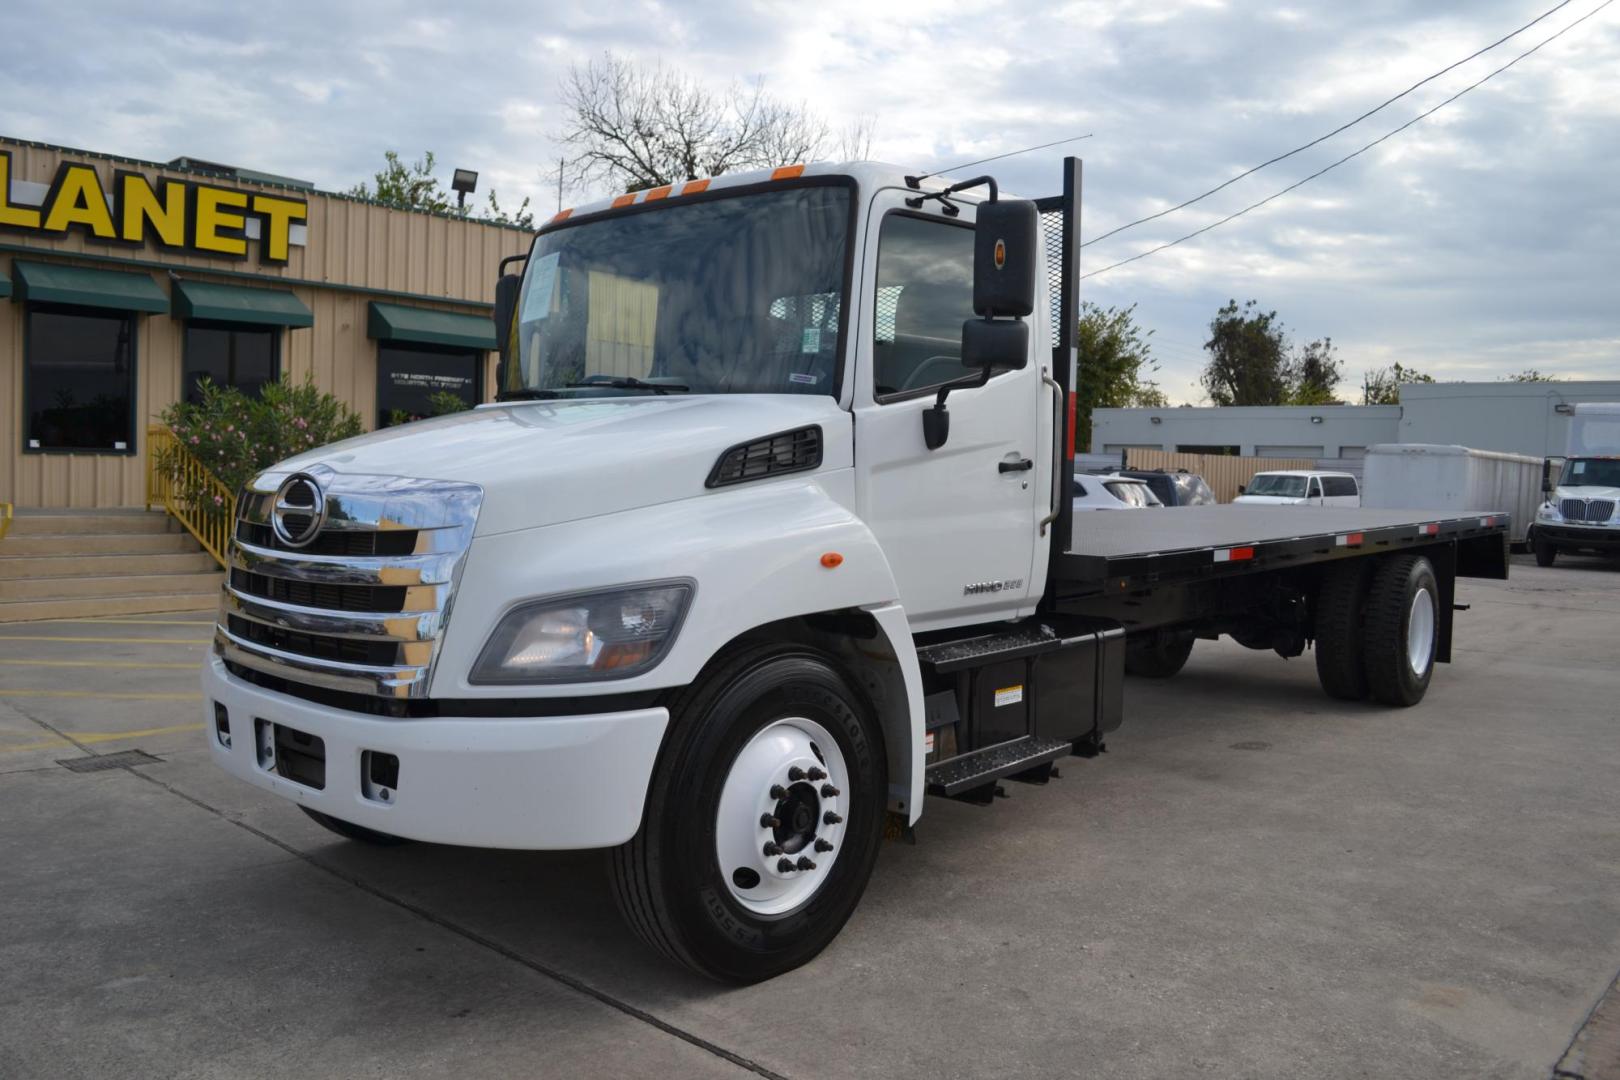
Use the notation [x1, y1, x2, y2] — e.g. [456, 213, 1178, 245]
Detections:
[1532, 402, 1620, 565]
[203, 159, 1509, 982]
[1362, 443, 1543, 547]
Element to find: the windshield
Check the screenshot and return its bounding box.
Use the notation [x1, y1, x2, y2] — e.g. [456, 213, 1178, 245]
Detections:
[1562, 458, 1620, 487]
[1246, 474, 1307, 498]
[507, 183, 852, 398]
[1105, 481, 1161, 507]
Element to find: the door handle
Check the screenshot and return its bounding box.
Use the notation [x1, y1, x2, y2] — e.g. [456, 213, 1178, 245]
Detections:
[999, 457, 1035, 473]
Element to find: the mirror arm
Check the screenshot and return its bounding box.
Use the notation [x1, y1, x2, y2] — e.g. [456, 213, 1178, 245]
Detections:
[905, 174, 999, 211]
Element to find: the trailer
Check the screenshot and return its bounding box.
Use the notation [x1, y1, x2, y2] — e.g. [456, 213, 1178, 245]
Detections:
[1361, 442, 1543, 546]
[202, 157, 1510, 983]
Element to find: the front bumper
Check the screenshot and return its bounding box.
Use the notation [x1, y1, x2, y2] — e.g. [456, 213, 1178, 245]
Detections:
[1535, 523, 1620, 551]
[202, 655, 668, 849]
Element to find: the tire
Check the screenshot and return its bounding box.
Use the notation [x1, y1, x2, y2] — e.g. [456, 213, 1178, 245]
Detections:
[1124, 631, 1194, 678]
[1534, 536, 1558, 567]
[610, 644, 886, 984]
[1314, 559, 1373, 701]
[298, 806, 410, 846]
[1361, 554, 1439, 708]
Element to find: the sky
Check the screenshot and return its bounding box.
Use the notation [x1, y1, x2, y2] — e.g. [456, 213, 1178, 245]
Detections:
[5, 0, 1616, 403]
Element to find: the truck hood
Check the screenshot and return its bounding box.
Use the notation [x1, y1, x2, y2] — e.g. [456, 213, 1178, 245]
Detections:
[1555, 485, 1620, 500]
[273, 395, 851, 535]
[1232, 495, 1306, 506]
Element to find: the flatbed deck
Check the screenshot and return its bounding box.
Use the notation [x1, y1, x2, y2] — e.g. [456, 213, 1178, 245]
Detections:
[1055, 505, 1509, 596]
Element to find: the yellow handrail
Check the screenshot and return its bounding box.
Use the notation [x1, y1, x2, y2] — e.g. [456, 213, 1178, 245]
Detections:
[146, 424, 234, 567]
[0, 502, 12, 541]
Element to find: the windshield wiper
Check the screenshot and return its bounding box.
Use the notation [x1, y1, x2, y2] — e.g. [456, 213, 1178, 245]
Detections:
[565, 377, 689, 395]
[496, 388, 563, 401]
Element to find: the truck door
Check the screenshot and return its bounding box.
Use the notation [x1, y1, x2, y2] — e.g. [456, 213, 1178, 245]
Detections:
[852, 195, 1045, 632]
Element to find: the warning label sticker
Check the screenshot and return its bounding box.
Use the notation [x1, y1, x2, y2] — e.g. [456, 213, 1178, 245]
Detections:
[994, 685, 1024, 708]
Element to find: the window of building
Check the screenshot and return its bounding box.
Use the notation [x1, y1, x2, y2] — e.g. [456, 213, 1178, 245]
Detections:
[873, 213, 975, 399]
[24, 304, 136, 454]
[376, 342, 482, 427]
[184, 322, 280, 403]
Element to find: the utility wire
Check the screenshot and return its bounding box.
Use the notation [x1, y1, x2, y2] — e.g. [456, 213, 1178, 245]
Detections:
[1082, 0, 1614, 281]
[1083, 0, 1578, 247]
[913, 133, 1093, 183]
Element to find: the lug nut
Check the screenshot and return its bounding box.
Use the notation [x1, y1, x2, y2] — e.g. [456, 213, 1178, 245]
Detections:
[796, 856, 817, 871]
[763, 841, 783, 856]
[769, 784, 788, 800]
[807, 767, 827, 781]
[823, 811, 842, 826]
[788, 766, 806, 781]
[820, 784, 840, 798]
[760, 814, 780, 829]
[777, 858, 796, 873]
[815, 838, 834, 853]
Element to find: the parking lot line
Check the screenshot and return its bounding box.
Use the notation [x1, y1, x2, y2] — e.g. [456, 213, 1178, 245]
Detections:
[30, 618, 216, 626]
[0, 659, 199, 670]
[0, 722, 205, 754]
[0, 635, 211, 645]
[0, 690, 202, 701]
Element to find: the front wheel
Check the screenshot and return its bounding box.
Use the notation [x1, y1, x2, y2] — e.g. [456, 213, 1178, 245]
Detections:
[610, 645, 886, 983]
[1533, 534, 1558, 567]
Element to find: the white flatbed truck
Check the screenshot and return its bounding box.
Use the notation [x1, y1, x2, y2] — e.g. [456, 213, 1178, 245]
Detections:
[203, 158, 1510, 982]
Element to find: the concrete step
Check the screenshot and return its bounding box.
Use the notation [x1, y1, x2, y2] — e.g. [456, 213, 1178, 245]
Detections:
[0, 551, 221, 579]
[7, 511, 175, 536]
[0, 532, 201, 557]
[0, 591, 220, 624]
[0, 571, 224, 601]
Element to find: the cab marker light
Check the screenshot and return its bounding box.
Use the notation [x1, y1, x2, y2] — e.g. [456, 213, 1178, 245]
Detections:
[1213, 546, 1255, 563]
[772, 164, 805, 180]
[820, 552, 844, 569]
[611, 193, 636, 208]
[644, 184, 673, 201]
[1336, 533, 1364, 547]
[681, 178, 711, 195]
[550, 208, 572, 223]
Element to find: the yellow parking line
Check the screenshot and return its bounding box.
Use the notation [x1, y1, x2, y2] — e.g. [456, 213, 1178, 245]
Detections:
[0, 721, 205, 754]
[32, 619, 215, 626]
[0, 659, 199, 670]
[0, 689, 202, 701]
[0, 635, 210, 645]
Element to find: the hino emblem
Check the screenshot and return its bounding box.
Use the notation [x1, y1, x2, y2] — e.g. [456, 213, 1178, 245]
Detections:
[271, 473, 327, 548]
[963, 577, 1024, 596]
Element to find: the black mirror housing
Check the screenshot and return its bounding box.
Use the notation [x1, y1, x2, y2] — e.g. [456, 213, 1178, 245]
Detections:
[961, 318, 1028, 371]
[493, 273, 522, 366]
[973, 198, 1039, 318]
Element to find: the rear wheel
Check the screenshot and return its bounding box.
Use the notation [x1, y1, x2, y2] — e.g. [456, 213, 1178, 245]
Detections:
[1314, 560, 1373, 701]
[298, 806, 410, 846]
[610, 644, 885, 983]
[1362, 554, 1438, 707]
[1124, 631, 1195, 678]
[1533, 534, 1558, 567]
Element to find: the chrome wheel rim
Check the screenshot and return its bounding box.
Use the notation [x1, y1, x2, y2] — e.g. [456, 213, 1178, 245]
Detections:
[1407, 586, 1435, 676]
[715, 716, 848, 916]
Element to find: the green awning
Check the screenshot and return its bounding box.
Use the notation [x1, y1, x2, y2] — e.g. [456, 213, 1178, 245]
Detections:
[367, 301, 494, 350]
[11, 260, 168, 313]
[173, 279, 313, 328]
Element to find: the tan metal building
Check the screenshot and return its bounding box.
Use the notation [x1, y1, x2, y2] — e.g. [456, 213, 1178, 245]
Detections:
[1, 137, 532, 509]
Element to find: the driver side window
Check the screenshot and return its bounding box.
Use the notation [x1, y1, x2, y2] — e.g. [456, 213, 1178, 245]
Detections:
[873, 213, 975, 400]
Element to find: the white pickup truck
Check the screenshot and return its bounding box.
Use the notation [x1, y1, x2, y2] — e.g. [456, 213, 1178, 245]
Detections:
[204, 158, 1509, 982]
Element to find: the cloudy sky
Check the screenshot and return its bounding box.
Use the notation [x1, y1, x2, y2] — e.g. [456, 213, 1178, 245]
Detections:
[7, 0, 1615, 402]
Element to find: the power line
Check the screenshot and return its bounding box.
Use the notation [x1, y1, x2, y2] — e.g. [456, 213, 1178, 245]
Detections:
[1083, 0, 1578, 248]
[913, 133, 1093, 183]
[1082, 0, 1614, 282]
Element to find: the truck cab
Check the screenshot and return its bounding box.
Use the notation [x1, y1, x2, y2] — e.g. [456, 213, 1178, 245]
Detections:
[1532, 403, 1620, 565]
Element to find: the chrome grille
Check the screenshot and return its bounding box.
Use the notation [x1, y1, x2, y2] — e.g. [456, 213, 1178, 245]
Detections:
[1562, 498, 1616, 523]
[216, 467, 482, 700]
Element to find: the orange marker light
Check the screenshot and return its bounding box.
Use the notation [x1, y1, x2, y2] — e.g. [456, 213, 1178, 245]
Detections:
[820, 552, 844, 569]
[611, 193, 636, 208]
[772, 164, 805, 180]
[551, 208, 572, 223]
[682, 178, 711, 195]
[644, 184, 673, 201]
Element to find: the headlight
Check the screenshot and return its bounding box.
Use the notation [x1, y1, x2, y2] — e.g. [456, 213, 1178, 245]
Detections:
[470, 581, 693, 684]
[1537, 502, 1561, 521]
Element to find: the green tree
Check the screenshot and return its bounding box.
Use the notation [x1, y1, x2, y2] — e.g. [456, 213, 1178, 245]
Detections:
[1075, 302, 1167, 450]
[350, 150, 534, 228]
[1200, 299, 1288, 405]
[1285, 337, 1344, 405]
[1502, 369, 1557, 382]
[1360, 362, 1435, 405]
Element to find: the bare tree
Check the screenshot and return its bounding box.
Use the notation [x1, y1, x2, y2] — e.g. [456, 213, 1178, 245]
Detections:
[558, 53, 862, 194]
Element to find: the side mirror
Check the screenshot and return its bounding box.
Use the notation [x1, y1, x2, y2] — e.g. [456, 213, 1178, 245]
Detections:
[493, 273, 522, 370]
[961, 318, 1028, 371]
[972, 198, 1039, 319]
[1541, 460, 1554, 493]
[1238, 484, 1247, 495]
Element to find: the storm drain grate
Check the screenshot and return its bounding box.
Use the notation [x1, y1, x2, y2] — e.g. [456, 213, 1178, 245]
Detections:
[57, 750, 163, 773]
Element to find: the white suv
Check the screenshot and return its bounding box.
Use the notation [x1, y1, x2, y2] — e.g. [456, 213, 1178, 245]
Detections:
[1072, 474, 1164, 511]
[1235, 470, 1360, 507]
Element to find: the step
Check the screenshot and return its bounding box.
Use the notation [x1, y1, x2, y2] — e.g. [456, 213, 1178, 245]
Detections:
[0, 551, 220, 579]
[0, 532, 201, 557]
[925, 736, 1073, 799]
[916, 622, 1064, 674]
[0, 571, 223, 601]
[7, 511, 175, 536]
[0, 591, 220, 623]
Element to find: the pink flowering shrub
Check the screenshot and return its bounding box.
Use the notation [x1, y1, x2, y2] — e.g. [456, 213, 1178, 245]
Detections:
[159, 375, 364, 517]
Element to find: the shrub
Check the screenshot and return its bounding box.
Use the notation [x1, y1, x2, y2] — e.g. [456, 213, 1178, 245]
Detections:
[159, 376, 365, 508]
